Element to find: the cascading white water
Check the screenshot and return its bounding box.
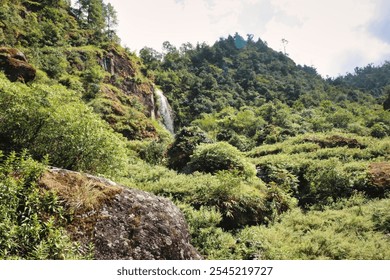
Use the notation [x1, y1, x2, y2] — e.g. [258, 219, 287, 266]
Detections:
[155, 89, 174, 134]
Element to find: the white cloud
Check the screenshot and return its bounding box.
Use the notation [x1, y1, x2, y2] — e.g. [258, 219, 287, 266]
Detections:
[263, 0, 390, 76]
[106, 0, 273, 51]
[104, 0, 390, 77]
[106, 0, 210, 51]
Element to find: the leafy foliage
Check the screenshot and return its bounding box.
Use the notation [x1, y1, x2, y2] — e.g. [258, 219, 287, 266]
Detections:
[333, 62, 390, 98]
[237, 197, 390, 260]
[0, 0, 119, 48]
[186, 142, 256, 179]
[142, 34, 326, 127]
[167, 126, 212, 171]
[0, 152, 82, 259]
[0, 75, 129, 177]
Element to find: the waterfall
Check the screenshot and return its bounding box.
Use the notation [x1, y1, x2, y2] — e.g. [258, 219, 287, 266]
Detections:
[155, 89, 174, 134]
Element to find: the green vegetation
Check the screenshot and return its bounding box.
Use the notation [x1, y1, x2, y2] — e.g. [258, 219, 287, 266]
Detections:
[0, 1, 389, 260]
[186, 142, 256, 179]
[237, 197, 390, 259]
[0, 74, 129, 177]
[0, 152, 82, 259]
[167, 126, 212, 170]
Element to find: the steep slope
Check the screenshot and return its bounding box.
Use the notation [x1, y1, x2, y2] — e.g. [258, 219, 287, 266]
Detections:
[0, 0, 194, 260]
[0, 0, 164, 140]
[140, 33, 389, 155]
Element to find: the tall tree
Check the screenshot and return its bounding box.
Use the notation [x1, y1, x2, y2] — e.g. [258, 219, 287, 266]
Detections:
[77, 0, 105, 31]
[103, 2, 118, 39]
[87, 0, 105, 31]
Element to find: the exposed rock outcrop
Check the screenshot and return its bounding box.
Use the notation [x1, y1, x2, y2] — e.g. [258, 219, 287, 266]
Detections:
[101, 47, 156, 118]
[368, 162, 390, 192]
[304, 135, 366, 149]
[39, 168, 202, 260]
[0, 47, 36, 82]
[63, 46, 160, 140]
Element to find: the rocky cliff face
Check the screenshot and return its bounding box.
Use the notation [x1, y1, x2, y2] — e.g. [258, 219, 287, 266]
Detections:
[101, 47, 156, 119]
[60, 44, 160, 140]
[40, 168, 202, 260]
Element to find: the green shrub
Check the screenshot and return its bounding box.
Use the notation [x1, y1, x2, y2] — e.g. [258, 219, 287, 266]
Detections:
[128, 140, 168, 165]
[59, 74, 84, 92]
[178, 204, 239, 259]
[123, 163, 269, 229]
[82, 65, 105, 99]
[39, 48, 69, 79]
[370, 122, 388, 138]
[237, 198, 390, 259]
[190, 171, 266, 228]
[186, 142, 256, 179]
[0, 152, 82, 259]
[264, 183, 298, 223]
[326, 110, 354, 129]
[371, 199, 390, 233]
[302, 159, 353, 206]
[0, 77, 129, 177]
[167, 126, 212, 171]
[227, 133, 255, 152]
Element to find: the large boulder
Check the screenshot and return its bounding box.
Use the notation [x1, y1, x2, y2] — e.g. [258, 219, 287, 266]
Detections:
[0, 47, 36, 82]
[39, 168, 202, 260]
[368, 162, 390, 193]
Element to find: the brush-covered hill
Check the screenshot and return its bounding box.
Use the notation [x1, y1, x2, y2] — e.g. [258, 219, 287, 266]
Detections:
[138, 34, 390, 259]
[0, 0, 389, 260]
[1, 0, 165, 141]
[140, 33, 388, 126]
[0, 0, 181, 259]
[141, 33, 389, 151]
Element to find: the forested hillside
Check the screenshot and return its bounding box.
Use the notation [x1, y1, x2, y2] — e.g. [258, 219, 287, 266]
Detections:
[0, 0, 389, 260]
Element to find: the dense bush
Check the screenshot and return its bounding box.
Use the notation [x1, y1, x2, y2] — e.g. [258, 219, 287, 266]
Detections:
[371, 199, 390, 233]
[302, 159, 353, 205]
[236, 198, 390, 259]
[39, 48, 69, 79]
[127, 139, 169, 166]
[0, 152, 82, 259]
[82, 65, 105, 99]
[121, 162, 270, 229]
[186, 142, 256, 179]
[167, 126, 212, 171]
[189, 171, 267, 228]
[178, 204, 238, 259]
[0, 76, 129, 177]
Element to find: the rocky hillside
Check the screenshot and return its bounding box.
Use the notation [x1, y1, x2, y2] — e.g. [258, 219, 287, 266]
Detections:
[0, 1, 187, 259]
[0, 0, 165, 140]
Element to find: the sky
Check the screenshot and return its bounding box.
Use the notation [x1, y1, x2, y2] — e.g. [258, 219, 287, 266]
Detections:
[100, 0, 390, 77]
